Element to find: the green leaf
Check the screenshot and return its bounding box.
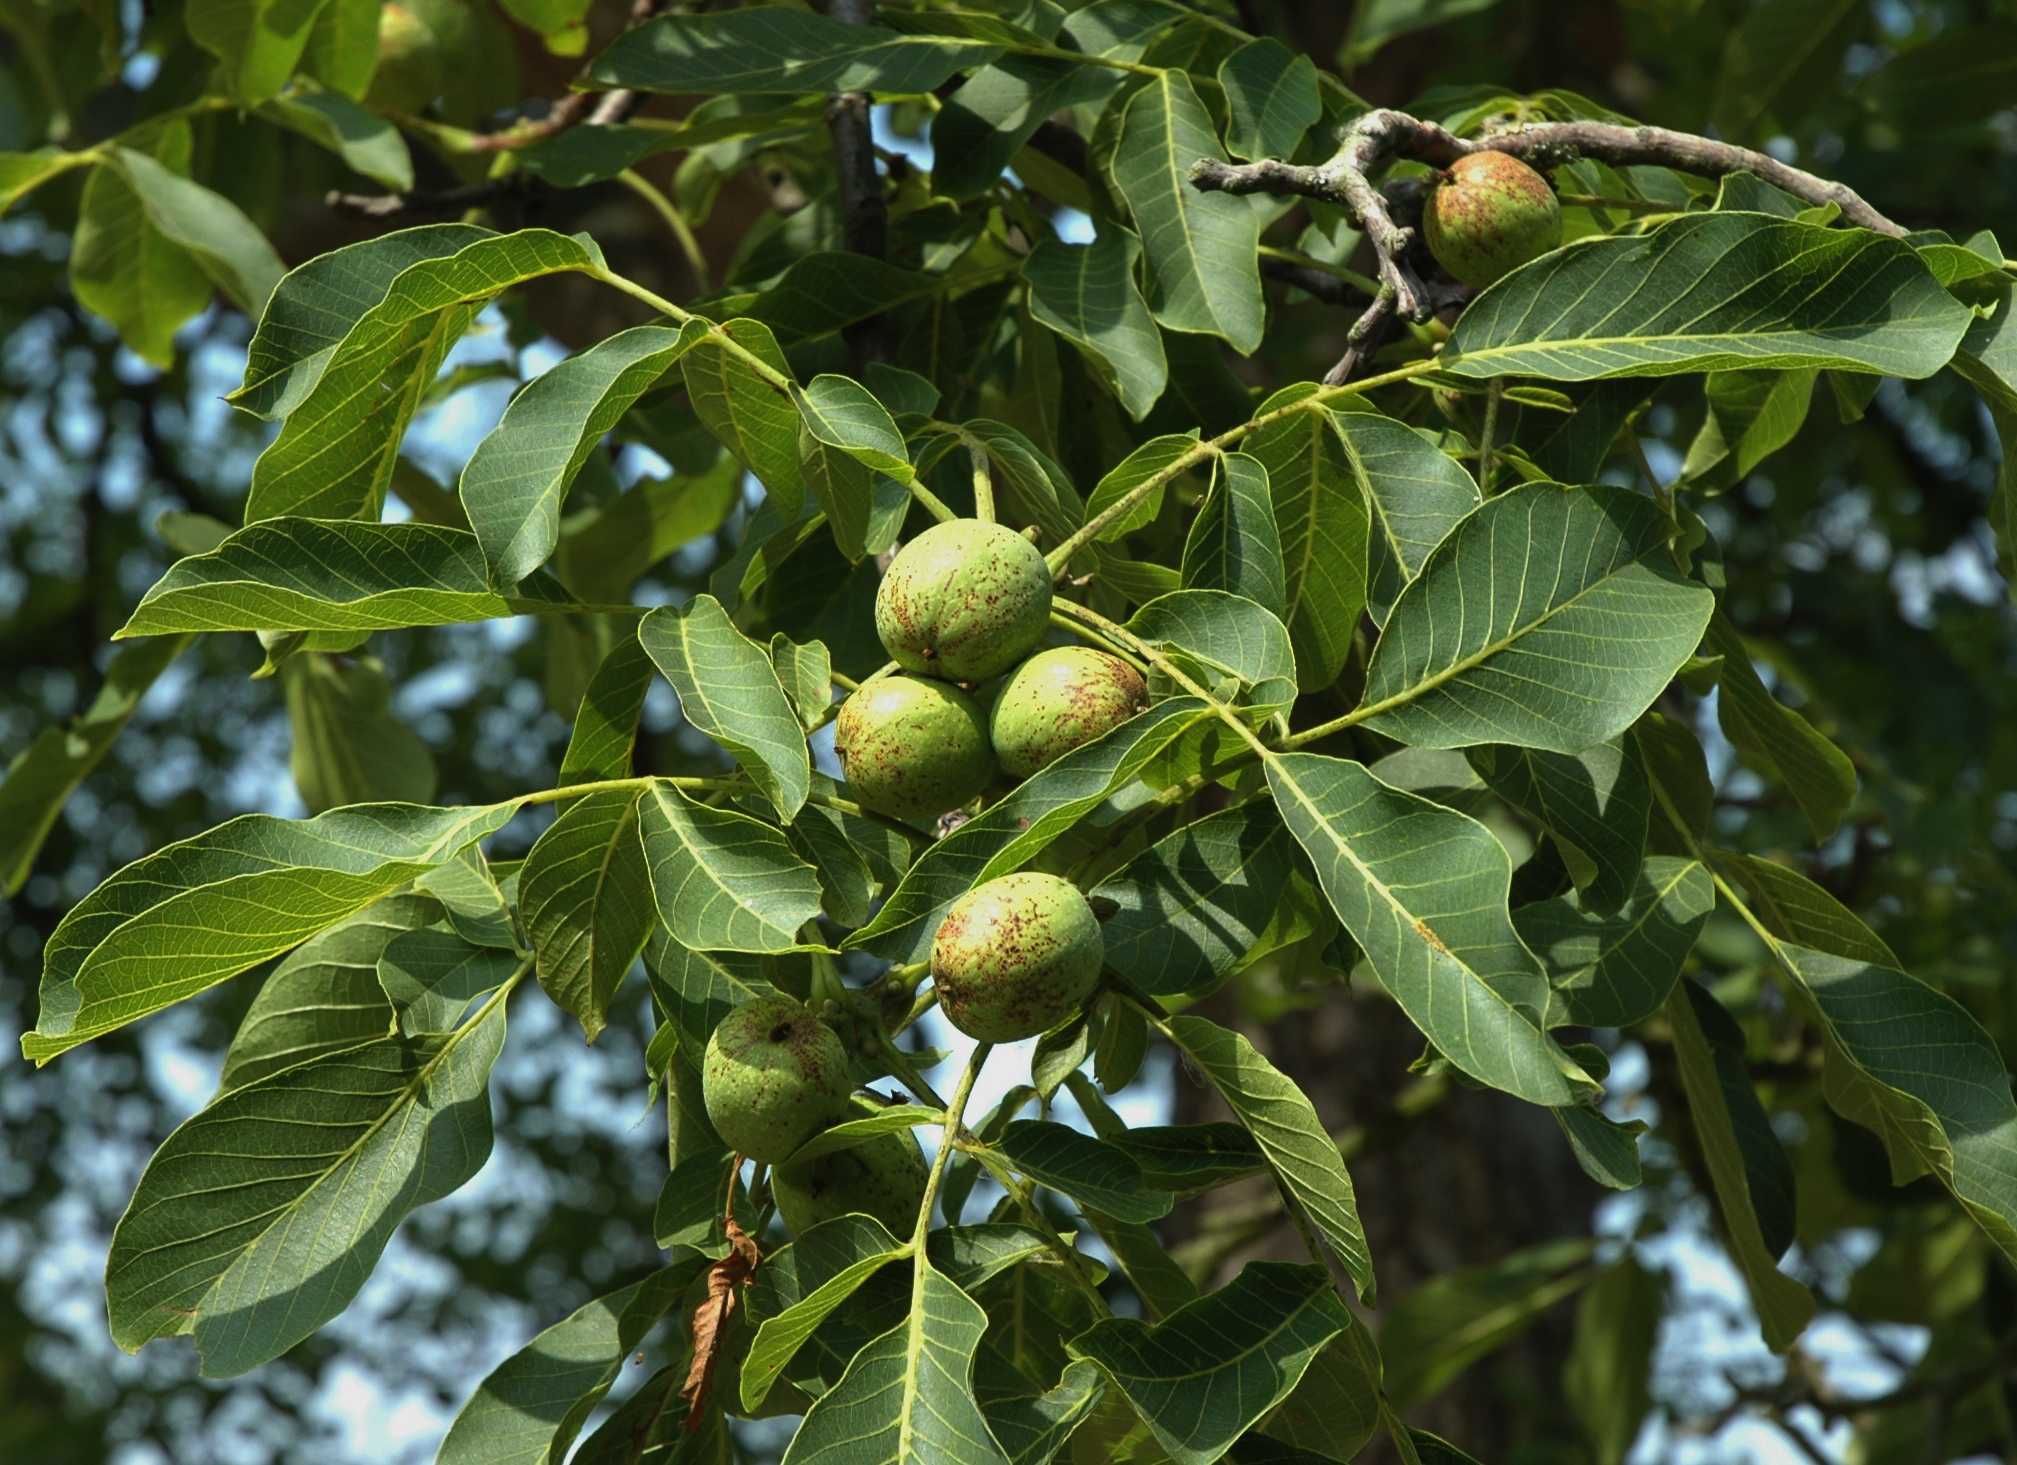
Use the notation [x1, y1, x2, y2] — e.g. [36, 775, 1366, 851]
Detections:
[932, 55, 1120, 199]
[437, 1259, 705, 1465]
[1564, 1257, 1661, 1465]
[558, 455, 742, 599]
[233, 224, 492, 419]
[461, 321, 709, 585]
[1665, 978, 1816, 1351]
[1679, 368, 1818, 490]
[1327, 400, 1480, 630]
[282, 652, 437, 811]
[637, 779, 824, 952]
[1468, 738, 1650, 910]
[216, 896, 423, 1091]
[793, 373, 913, 561]
[742, 1215, 911, 1411]
[1161, 1015, 1374, 1299]
[412, 848, 517, 950]
[784, 1106, 942, 1166]
[1267, 751, 1593, 1106]
[1096, 802, 1302, 998]
[104, 991, 509, 1375]
[518, 104, 825, 185]
[714, 252, 955, 346]
[558, 631, 654, 788]
[376, 925, 520, 1034]
[1381, 1239, 1594, 1409]
[1711, 0, 1860, 138]
[188, 0, 329, 104]
[1110, 1123, 1267, 1193]
[1865, 20, 2017, 135]
[769, 633, 833, 731]
[1023, 229, 1168, 421]
[70, 136, 212, 367]
[793, 373, 913, 479]
[1356, 484, 1715, 753]
[0, 147, 96, 214]
[23, 802, 515, 1063]
[247, 229, 605, 522]
[996, 1120, 1173, 1223]
[1554, 1105, 1646, 1191]
[1067, 1262, 1350, 1465]
[0, 633, 190, 895]
[1717, 853, 2017, 1272]
[1517, 856, 1713, 1028]
[845, 698, 1215, 962]
[1705, 613, 1856, 841]
[639, 595, 810, 820]
[1082, 431, 1200, 542]
[520, 789, 653, 1043]
[1181, 452, 1287, 620]
[681, 316, 805, 509]
[1113, 71, 1265, 352]
[780, 1260, 1005, 1464]
[1127, 589, 1298, 711]
[984, 1359, 1107, 1465]
[1445, 213, 1975, 381]
[592, 6, 1001, 95]
[260, 89, 415, 189]
[99, 146, 284, 317]
[302, 0, 379, 97]
[1239, 387, 1373, 685]
[1217, 38, 1320, 161]
[117, 520, 564, 636]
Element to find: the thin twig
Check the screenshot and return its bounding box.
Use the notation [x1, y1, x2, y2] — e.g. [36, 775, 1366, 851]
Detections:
[466, 0, 668, 152]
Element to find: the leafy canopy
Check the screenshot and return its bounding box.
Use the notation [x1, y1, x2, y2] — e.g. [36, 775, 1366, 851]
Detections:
[4, 1, 2015, 1462]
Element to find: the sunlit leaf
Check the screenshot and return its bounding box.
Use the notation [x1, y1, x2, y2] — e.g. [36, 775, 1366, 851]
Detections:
[639, 595, 811, 820]
[1113, 70, 1265, 353]
[24, 801, 516, 1063]
[1357, 484, 1715, 753]
[1445, 213, 1974, 381]
[105, 990, 510, 1375]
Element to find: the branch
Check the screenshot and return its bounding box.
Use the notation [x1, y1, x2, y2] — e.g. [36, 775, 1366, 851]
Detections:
[1192, 105, 1907, 378]
[466, 0, 668, 153]
[325, 180, 516, 218]
[824, 0, 891, 367]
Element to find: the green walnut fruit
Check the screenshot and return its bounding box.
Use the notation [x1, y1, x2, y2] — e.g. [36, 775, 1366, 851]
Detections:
[1422, 151, 1562, 288]
[834, 675, 995, 824]
[932, 872, 1103, 1042]
[774, 1124, 929, 1237]
[875, 520, 1052, 682]
[702, 997, 856, 1163]
[990, 646, 1149, 780]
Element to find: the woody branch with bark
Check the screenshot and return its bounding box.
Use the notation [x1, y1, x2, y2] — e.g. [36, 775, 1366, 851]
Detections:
[1191, 107, 1908, 384]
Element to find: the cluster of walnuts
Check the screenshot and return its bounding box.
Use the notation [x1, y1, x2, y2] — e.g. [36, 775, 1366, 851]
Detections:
[696, 520, 1148, 1235]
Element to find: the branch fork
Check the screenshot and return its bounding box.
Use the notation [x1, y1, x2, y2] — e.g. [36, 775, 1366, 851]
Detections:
[1192, 106, 1906, 382]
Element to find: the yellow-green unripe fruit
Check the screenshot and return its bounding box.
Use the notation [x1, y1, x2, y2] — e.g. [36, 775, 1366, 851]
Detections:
[1422, 151, 1562, 288]
[874, 520, 1052, 682]
[774, 1126, 929, 1237]
[702, 997, 856, 1163]
[931, 872, 1103, 1042]
[834, 676, 994, 824]
[990, 647, 1149, 780]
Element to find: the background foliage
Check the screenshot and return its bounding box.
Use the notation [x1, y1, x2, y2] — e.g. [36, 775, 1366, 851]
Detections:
[2, 1, 2016, 1463]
